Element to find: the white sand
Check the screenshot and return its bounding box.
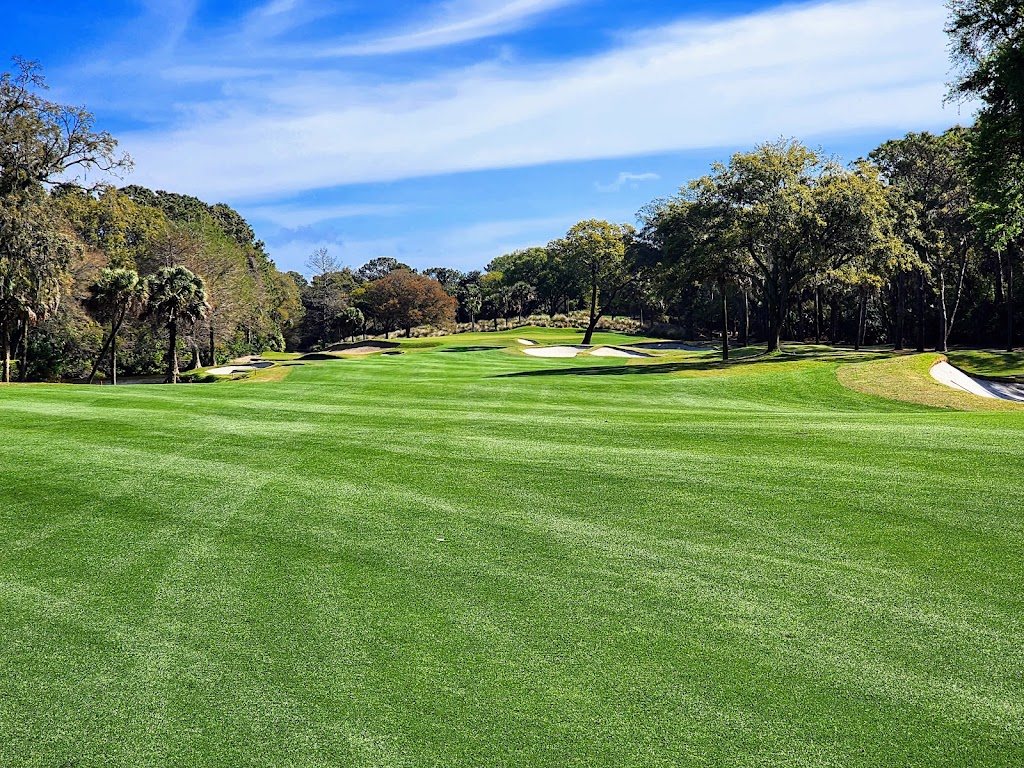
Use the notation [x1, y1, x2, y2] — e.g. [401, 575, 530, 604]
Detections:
[590, 346, 645, 358]
[208, 365, 255, 375]
[207, 361, 274, 375]
[517, 339, 537, 345]
[930, 361, 1024, 402]
[524, 346, 581, 358]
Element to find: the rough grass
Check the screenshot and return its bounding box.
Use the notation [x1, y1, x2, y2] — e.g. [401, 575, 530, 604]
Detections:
[1, 332, 1023, 767]
[838, 352, 1024, 412]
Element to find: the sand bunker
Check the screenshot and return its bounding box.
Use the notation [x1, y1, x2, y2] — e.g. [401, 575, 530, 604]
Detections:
[326, 340, 400, 355]
[517, 339, 537, 345]
[207, 362, 274, 375]
[590, 346, 648, 358]
[524, 346, 583, 358]
[930, 361, 1024, 402]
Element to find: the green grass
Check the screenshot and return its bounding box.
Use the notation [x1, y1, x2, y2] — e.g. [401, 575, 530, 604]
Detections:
[948, 349, 1024, 378]
[1, 331, 1023, 766]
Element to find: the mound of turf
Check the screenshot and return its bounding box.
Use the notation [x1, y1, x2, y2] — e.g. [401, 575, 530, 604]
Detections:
[325, 340, 400, 353]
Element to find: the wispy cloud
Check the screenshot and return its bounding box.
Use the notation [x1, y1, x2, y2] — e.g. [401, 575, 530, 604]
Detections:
[246, 202, 410, 230]
[265, 214, 576, 274]
[596, 172, 661, 193]
[116, 0, 954, 202]
[322, 0, 581, 56]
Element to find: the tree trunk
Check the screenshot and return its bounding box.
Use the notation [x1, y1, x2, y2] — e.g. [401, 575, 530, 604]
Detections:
[15, 320, 28, 383]
[944, 245, 971, 351]
[582, 313, 601, 346]
[766, 318, 782, 352]
[814, 285, 822, 344]
[89, 324, 115, 385]
[720, 283, 730, 362]
[765, 269, 787, 353]
[89, 309, 126, 385]
[938, 265, 949, 353]
[916, 270, 926, 353]
[167, 319, 179, 384]
[209, 315, 216, 367]
[740, 289, 750, 347]
[766, 290, 784, 352]
[110, 327, 118, 386]
[855, 289, 865, 352]
[894, 273, 905, 351]
[583, 272, 599, 346]
[1, 321, 11, 384]
[1009, 252, 1016, 352]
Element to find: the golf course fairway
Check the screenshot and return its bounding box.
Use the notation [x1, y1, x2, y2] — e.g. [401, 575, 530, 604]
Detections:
[1, 329, 1022, 767]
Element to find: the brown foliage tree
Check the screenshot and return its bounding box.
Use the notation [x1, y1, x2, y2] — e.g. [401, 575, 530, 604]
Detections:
[361, 269, 457, 337]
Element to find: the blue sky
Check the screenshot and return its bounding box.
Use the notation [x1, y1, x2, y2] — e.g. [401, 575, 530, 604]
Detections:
[2, 0, 970, 274]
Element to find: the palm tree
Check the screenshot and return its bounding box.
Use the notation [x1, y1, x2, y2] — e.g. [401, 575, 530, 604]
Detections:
[509, 281, 535, 323]
[463, 289, 481, 331]
[87, 268, 146, 385]
[146, 266, 209, 384]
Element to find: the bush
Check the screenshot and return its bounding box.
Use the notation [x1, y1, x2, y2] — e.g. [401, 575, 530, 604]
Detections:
[24, 307, 103, 381]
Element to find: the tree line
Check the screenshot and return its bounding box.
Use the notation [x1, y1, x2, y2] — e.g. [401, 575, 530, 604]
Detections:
[305, 1, 1022, 361]
[300, 124, 1015, 362]
[2, 1, 1021, 379]
[0, 60, 306, 383]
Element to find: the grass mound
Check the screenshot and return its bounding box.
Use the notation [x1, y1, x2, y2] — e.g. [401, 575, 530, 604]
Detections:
[325, 340, 401, 354]
[837, 352, 1024, 411]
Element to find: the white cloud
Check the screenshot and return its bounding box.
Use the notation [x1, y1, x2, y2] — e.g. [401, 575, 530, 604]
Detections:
[244, 202, 410, 229]
[596, 172, 661, 193]
[119, 0, 958, 201]
[322, 0, 580, 56]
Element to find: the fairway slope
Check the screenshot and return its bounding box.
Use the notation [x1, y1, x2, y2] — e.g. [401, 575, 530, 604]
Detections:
[1, 339, 1022, 766]
[838, 353, 1024, 411]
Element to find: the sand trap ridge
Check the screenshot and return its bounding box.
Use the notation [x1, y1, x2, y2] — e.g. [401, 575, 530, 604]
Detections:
[590, 346, 648, 358]
[524, 346, 583, 358]
[930, 361, 1024, 402]
[517, 339, 537, 345]
[326, 340, 400, 355]
[207, 361, 274, 375]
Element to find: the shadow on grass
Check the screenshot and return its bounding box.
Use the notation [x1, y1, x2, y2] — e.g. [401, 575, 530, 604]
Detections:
[439, 346, 504, 353]
[299, 353, 347, 361]
[492, 345, 893, 379]
[948, 350, 1024, 377]
[493, 356, 770, 379]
